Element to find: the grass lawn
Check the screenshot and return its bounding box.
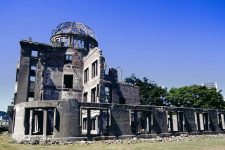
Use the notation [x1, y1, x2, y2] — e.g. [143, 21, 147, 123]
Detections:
[1, 133, 225, 150]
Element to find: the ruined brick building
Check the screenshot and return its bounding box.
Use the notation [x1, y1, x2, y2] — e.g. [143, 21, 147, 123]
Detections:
[11, 22, 225, 141]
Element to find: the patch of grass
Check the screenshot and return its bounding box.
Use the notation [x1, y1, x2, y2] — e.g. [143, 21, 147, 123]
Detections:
[1, 134, 225, 150]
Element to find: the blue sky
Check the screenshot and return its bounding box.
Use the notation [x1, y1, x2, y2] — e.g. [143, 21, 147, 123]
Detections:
[0, 0, 225, 111]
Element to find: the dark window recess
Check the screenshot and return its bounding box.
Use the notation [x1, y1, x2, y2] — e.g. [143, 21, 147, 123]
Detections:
[178, 112, 184, 132]
[119, 97, 126, 104]
[91, 88, 96, 102]
[55, 109, 60, 131]
[63, 75, 73, 88]
[30, 66, 36, 76]
[203, 113, 209, 131]
[28, 92, 34, 98]
[24, 109, 30, 135]
[28, 92, 34, 101]
[131, 111, 152, 135]
[29, 81, 35, 91]
[91, 118, 96, 130]
[89, 43, 95, 49]
[84, 68, 89, 83]
[92, 60, 98, 78]
[65, 54, 73, 64]
[47, 109, 54, 135]
[83, 92, 88, 102]
[97, 84, 99, 98]
[16, 69, 19, 82]
[83, 118, 87, 130]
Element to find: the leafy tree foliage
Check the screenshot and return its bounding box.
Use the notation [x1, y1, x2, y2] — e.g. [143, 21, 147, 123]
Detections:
[166, 85, 225, 109]
[124, 74, 167, 105]
[125, 75, 225, 109]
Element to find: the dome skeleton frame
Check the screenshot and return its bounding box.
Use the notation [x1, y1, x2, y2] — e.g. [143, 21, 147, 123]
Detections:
[52, 22, 97, 40]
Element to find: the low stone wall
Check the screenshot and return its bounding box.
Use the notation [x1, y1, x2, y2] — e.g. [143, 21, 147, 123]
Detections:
[11, 100, 225, 142]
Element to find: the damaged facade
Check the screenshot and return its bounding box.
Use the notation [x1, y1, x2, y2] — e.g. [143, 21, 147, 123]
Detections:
[11, 22, 225, 141]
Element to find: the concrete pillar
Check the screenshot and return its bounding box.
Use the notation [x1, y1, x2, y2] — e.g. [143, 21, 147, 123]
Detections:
[152, 108, 168, 134]
[209, 110, 221, 132]
[87, 109, 91, 138]
[29, 110, 33, 136]
[43, 110, 47, 136]
[110, 106, 130, 136]
[99, 109, 103, 135]
[107, 110, 110, 134]
[184, 109, 198, 133]
[134, 110, 138, 135]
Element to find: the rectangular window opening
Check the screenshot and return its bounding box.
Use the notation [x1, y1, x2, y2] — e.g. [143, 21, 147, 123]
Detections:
[63, 75, 73, 89]
[30, 65, 36, 77]
[130, 111, 152, 135]
[31, 50, 38, 57]
[83, 92, 88, 102]
[84, 68, 89, 83]
[47, 109, 54, 135]
[92, 60, 98, 78]
[61, 37, 69, 47]
[30, 76, 36, 82]
[105, 85, 112, 103]
[83, 118, 87, 130]
[74, 39, 84, 49]
[31, 66, 37, 71]
[32, 110, 44, 135]
[65, 54, 73, 64]
[91, 118, 96, 130]
[178, 111, 184, 132]
[91, 88, 96, 102]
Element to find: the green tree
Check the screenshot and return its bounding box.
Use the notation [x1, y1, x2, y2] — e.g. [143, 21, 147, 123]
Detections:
[166, 85, 225, 109]
[124, 74, 167, 105]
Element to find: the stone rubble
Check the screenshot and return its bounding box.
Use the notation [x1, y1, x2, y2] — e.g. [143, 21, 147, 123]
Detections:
[8, 134, 225, 145]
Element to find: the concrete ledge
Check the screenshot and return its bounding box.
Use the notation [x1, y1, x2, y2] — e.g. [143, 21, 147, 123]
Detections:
[170, 132, 180, 136]
[53, 137, 87, 142]
[137, 134, 157, 139]
[92, 136, 117, 141]
[117, 135, 135, 139]
[159, 133, 172, 137]
[189, 131, 200, 135]
[202, 131, 213, 134]
[212, 130, 225, 134]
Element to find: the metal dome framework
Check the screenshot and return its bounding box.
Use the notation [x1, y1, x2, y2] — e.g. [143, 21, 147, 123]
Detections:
[52, 22, 97, 40]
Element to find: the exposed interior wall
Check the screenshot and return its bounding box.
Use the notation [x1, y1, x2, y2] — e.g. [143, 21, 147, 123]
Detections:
[111, 83, 140, 105]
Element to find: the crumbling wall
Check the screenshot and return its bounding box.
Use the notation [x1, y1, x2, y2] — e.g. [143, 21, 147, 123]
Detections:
[12, 100, 225, 141]
[111, 83, 140, 105]
[15, 43, 31, 104]
[54, 100, 81, 137]
[110, 105, 131, 136]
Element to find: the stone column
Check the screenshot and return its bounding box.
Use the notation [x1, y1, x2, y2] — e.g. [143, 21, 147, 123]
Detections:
[87, 109, 91, 138]
[209, 109, 221, 132]
[134, 110, 138, 135]
[29, 110, 33, 136]
[43, 110, 47, 136]
[107, 110, 110, 135]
